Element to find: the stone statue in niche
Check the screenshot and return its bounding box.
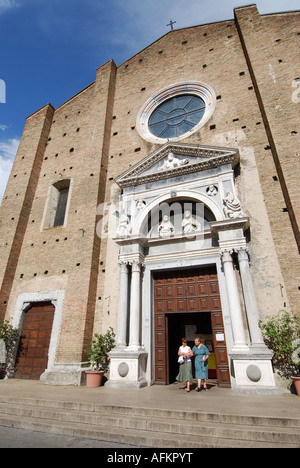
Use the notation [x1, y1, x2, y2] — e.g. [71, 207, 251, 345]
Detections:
[158, 215, 175, 238]
[116, 213, 132, 237]
[223, 191, 246, 219]
[161, 152, 189, 170]
[206, 185, 218, 196]
[182, 210, 201, 234]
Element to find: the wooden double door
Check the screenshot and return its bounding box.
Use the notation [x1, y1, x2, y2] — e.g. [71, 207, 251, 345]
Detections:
[154, 267, 231, 387]
[15, 302, 55, 380]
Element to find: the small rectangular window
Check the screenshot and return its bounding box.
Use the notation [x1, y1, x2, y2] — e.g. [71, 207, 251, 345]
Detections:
[43, 179, 71, 229]
[54, 187, 69, 227]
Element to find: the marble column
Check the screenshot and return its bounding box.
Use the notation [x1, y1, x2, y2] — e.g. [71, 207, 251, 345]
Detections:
[128, 260, 143, 350]
[116, 261, 129, 348]
[221, 249, 248, 350]
[106, 259, 147, 388]
[237, 248, 265, 347]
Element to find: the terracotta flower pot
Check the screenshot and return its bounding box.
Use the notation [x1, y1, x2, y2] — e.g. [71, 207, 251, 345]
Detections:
[291, 376, 300, 396]
[85, 370, 104, 388]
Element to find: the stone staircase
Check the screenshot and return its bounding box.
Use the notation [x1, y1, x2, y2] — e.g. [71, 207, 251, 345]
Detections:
[0, 394, 299, 448]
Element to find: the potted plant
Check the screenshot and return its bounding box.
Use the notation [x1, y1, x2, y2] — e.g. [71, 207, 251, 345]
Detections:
[0, 321, 21, 379]
[291, 338, 300, 395]
[86, 327, 116, 388]
[260, 311, 300, 395]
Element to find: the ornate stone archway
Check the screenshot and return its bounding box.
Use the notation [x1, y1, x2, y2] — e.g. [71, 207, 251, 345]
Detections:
[106, 143, 280, 394]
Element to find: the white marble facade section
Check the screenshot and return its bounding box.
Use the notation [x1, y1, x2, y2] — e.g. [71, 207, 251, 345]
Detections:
[110, 143, 280, 393]
[118, 173, 238, 239]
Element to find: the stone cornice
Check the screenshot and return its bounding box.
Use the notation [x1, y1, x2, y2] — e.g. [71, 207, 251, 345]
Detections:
[210, 217, 250, 234]
[113, 228, 213, 247]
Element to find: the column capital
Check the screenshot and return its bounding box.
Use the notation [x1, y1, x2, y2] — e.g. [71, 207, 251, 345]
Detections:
[130, 260, 145, 273]
[235, 246, 249, 255]
[236, 247, 251, 265]
[220, 248, 234, 261]
[118, 260, 129, 271]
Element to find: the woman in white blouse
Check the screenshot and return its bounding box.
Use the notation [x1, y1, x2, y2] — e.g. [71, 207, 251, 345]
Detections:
[176, 337, 194, 392]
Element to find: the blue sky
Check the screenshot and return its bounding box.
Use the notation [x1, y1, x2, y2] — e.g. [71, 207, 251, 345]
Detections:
[0, 0, 299, 203]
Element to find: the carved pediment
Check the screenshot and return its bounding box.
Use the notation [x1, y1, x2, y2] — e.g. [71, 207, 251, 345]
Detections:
[115, 142, 239, 188]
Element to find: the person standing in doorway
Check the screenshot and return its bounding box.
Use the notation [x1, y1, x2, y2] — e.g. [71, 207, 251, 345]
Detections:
[192, 335, 210, 392]
[176, 338, 193, 392]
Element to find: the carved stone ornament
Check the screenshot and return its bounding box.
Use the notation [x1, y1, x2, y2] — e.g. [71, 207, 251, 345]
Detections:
[182, 210, 201, 234]
[118, 362, 129, 378]
[116, 213, 132, 238]
[136, 199, 146, 211]
[160, 152, 189, 171]
[158, 215, 175, 238]
[223, 191, 246, 219]
[206, 185, 218, 196]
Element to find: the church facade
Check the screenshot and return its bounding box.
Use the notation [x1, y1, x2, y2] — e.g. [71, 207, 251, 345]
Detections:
[0, 4, 299, 393]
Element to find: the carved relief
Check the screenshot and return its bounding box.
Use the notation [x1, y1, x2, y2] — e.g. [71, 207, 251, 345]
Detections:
[116, 214, 132, 237]
[181, 210, 201, 234]
[136, 199, 146, 211]
[158, 215, 175, 238]
[206, 185, 218, 196]
[223, 191, 246, 219]
[160, 152, 189, 171]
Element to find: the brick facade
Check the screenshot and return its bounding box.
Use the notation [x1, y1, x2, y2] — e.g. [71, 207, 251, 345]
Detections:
[0, 5, 299, 373]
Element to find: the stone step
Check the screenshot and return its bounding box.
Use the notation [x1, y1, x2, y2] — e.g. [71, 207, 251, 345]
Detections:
[0, 412, 298, 448]
[0, 395, 299, 429]
[0, 400, 299, 448]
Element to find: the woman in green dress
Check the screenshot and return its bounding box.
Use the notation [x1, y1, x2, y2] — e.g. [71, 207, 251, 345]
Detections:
[176, 337, 193, 392]
[192, 336, 210, 392]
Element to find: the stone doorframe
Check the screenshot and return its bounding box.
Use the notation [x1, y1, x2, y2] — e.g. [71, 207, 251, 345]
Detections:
[10, 290, 65, 379]
[144, 252, 232, 386]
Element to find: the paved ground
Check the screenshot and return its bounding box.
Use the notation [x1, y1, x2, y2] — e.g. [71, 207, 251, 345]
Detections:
[0, 426, 141, 448]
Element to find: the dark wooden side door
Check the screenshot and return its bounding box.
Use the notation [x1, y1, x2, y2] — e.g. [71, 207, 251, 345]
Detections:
[211, 310, 231, 387]
[153, 268, 230, 387]
[15, 302, 55, 380]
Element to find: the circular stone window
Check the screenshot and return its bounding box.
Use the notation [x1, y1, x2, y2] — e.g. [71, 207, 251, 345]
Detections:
[136, 82, 216, 144]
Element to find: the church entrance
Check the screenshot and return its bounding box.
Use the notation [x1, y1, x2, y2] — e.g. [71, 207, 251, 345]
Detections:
[14, 302, 55, 380]
[167, 312, 214, 384]
[154, 267, 230, 387]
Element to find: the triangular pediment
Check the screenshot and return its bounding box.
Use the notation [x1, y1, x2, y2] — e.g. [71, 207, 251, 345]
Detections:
[116, 143, 240, 188]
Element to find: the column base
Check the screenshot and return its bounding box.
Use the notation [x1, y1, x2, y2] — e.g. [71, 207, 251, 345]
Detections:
[230, 351, 281, 395]
[105, 348, 148, 389]
[231, 385, 282, 395]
